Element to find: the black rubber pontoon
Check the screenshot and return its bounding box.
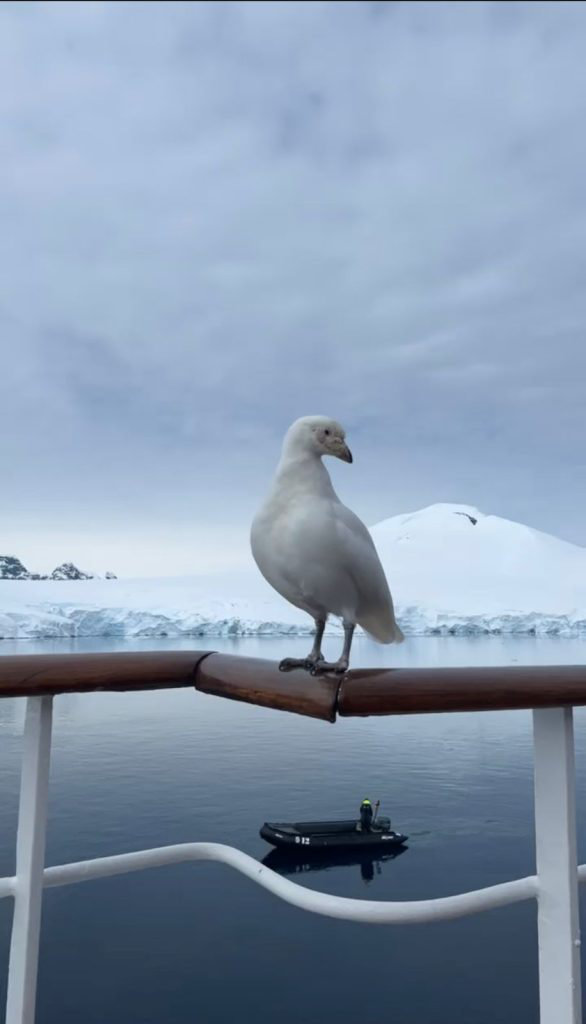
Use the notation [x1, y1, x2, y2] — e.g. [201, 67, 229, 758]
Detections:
[260, 816, 408, 852]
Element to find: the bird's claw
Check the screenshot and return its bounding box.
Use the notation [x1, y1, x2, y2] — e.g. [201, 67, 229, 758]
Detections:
[279, 657, 307, 672]
[279, 656, 349, 676]
[309, 660, 349, 677]
[303, 654, 322, 671]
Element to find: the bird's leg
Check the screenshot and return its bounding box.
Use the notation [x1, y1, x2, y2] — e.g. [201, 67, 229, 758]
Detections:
[304, 618, 326, 668]
[279, 618, 327, 672]
[310, 621, 355, 676]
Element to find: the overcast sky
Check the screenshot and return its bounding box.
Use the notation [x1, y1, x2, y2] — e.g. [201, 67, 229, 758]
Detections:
[1, 0, 586, 576]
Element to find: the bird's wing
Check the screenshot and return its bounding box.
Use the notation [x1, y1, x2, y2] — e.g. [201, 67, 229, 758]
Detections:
[330, 501, 403, 643]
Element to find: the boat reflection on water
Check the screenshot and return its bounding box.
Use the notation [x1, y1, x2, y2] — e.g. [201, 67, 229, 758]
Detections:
[262, 844, 408, 886]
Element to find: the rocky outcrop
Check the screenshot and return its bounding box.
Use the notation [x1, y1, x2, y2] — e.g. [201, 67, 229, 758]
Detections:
[49, 563, 94, 581]
[0, 557, 116, 580]
[0, 555, 31, 579]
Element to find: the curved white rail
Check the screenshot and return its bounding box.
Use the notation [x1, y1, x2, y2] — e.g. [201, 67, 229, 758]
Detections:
[41, 841, 539, 924]
[0, 844, 584, 923]
[2, 696, 584, 1024]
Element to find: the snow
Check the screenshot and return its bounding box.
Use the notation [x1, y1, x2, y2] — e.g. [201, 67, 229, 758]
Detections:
[1, 504, 586, 640]
[0, 572, 311, 641]
[371, 504, 586, 636]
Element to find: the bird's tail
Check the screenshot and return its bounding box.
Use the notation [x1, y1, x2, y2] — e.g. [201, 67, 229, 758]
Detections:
[358, 607, 404, 645]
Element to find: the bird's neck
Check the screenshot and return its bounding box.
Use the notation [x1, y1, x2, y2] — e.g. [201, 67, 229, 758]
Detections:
[274, 449, 335, 498]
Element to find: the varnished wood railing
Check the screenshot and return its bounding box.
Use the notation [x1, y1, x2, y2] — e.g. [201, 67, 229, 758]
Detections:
[2, 652, 586, 722]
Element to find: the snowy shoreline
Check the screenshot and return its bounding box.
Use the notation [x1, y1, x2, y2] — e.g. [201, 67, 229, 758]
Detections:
[2, 504, 586, 641]
[2, 604, 586, 641]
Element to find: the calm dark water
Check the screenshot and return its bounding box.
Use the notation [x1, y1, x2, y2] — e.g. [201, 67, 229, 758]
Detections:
[2, 635, 586, 1024]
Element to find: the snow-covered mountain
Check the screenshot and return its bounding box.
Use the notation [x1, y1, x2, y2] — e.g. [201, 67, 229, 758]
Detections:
[371, 504, 586, 635]
[1, 504, 585, 639]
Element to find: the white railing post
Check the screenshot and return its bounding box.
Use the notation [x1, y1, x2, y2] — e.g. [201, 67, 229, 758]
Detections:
[533, 707, 581, 1024]
[5, 696, 53, 1024]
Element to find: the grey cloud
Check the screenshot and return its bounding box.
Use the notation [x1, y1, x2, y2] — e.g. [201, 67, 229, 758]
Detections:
[1, 0, 586, 574]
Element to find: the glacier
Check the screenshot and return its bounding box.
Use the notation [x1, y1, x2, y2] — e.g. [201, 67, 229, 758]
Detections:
[2, 504, 586, 640]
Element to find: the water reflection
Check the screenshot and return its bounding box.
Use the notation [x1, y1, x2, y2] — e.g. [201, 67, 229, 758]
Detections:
[262, 845, 408, 886]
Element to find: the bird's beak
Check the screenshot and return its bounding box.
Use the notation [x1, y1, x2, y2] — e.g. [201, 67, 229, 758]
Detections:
[338, 443, 353, 464]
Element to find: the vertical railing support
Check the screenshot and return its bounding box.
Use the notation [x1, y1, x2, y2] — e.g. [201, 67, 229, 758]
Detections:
[5, 696, 53, 1024]
[533, 707, 581, 1024]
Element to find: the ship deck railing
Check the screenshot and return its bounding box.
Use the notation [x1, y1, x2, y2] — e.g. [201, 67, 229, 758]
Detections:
[1, 650, 586, 1024]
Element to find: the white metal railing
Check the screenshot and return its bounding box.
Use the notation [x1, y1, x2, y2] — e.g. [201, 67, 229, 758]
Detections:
[1, 696, 584, 1024]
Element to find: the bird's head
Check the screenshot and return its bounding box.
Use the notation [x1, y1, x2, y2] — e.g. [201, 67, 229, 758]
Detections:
[284, 415, 353, 463]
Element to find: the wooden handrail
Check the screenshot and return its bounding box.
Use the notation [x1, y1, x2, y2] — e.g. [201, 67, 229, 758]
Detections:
[337, 665, 586, 716]
[195, 654, 339, 722]
[1, 652, 586, 720]
[0, 651, 213, 697]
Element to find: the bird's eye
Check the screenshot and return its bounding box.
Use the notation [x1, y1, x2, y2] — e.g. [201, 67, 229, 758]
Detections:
[324, 429, 330, 436]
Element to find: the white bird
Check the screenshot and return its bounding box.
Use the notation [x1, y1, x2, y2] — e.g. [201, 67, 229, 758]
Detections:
[250, 415, 403, 674]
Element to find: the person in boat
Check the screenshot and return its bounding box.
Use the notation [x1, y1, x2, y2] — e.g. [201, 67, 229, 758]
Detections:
[359, 798, 374, 832]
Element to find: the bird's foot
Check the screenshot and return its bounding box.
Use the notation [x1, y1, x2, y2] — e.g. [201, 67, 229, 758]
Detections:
[279, 657, 309, 672]
[304, 651, 324, 670]
[279, 651, 326, 673]
[309, 657, 349, 677]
